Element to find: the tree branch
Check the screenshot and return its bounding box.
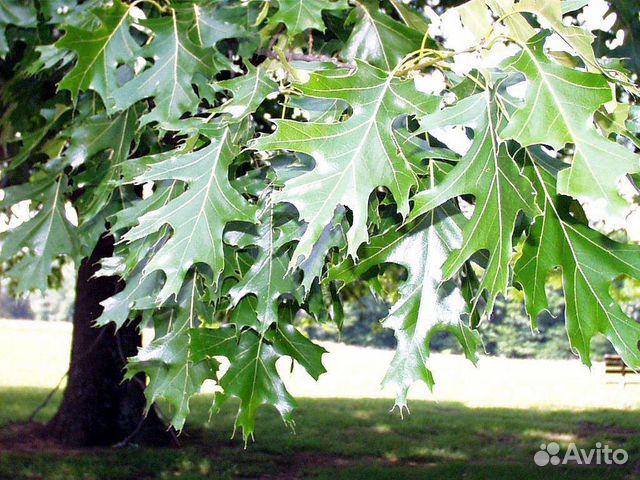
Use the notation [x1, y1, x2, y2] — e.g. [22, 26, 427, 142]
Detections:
[256, 49, 355, 70]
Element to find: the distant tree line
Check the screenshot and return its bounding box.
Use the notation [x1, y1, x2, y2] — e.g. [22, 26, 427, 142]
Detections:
[0, 264, 75, 322]
[5, 272, 637, 360]
[306, 278, 640, 360]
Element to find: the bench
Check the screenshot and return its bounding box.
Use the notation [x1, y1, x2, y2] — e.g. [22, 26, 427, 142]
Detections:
[605, 354, 639, 387]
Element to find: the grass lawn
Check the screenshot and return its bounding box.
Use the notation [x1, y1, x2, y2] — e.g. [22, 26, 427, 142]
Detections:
[2, 320, 640, 479]
[1, 387, 639, 479]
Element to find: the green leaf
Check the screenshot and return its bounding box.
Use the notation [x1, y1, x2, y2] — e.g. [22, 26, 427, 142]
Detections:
[213, 63, 279, 121]
[191, 302, 324, 441]
[227, 200, 301, 332]
[190, 324, 239, 362]
[123, 125, 257, 303]
[106, 180, 181, 277]
[333, 202, 482, 408]
[561, 0, 589, 14]
[25, 44, 75, 76]
[458, 0, 493, 41]
[251, 61, 439, 269]
[189, 2, 245, 47]
[410, 93, 540, 314]
[40, 0, 80, 24]
[271, 321, 327, 380]
[66, 107, 139, 221]
[128, 280, 220, 430]
[595, 102, 632, 139]
[209, 329, 296, 442]
[8, 104, 69, 170]
[56, 0, 139, 103]
[383, 208, 482, 409]
[95, 266, 161, 329]
[113, 181, 180, 231]
[513, 0, 599, 71]
[0, 0, 37, 58]
[65, 107, 135, 168]
[269, 0, 348, 37]
[515, 154, 640, 369]
[109, 8, 231, 126]
[0, 176, 79, 292]
[500, 33, 639, 219]
[298, 207, 346, 293]
[485, 0, 535, 42]
[606, 0, 640, 75]
[389, 0, 429, 33]
[343, 0, 423, 70]
[287, 97, 347, 123]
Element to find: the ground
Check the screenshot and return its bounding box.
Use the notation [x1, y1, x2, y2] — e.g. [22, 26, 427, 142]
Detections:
[2, 388, 640, 479]
[2, 320, 640, 479]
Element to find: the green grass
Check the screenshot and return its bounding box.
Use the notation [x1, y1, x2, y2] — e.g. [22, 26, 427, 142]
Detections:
[1, 387, 639, 479]
[3, 320, 640, 478]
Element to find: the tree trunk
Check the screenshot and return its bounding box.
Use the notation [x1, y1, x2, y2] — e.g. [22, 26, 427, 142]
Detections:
[46, 235, 174, 447]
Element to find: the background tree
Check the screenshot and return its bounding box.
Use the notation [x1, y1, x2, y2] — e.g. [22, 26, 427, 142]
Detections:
[1, 0, 639, 445]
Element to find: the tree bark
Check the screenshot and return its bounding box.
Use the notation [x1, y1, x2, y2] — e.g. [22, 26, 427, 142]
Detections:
[46, 235, 174, 447]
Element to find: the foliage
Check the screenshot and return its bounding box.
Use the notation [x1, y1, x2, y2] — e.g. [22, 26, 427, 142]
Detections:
[480, 287, 615, 360]
[1, 0, 640, 440]
[312, 284, 618, 361]
[0, 285, 32, 319]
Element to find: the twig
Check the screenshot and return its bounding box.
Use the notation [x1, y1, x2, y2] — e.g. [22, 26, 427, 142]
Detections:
[26, 326, 111, 423]
[394, 46, 476, 76]
[27, 370, 68, 423]
[256, 49, 355, 69]
[268, 27, 283, 50]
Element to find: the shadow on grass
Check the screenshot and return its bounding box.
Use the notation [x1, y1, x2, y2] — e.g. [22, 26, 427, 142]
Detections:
[1, 387, 639, 479]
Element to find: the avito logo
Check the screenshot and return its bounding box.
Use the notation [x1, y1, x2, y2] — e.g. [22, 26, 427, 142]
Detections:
[534, 442, 628, 466]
